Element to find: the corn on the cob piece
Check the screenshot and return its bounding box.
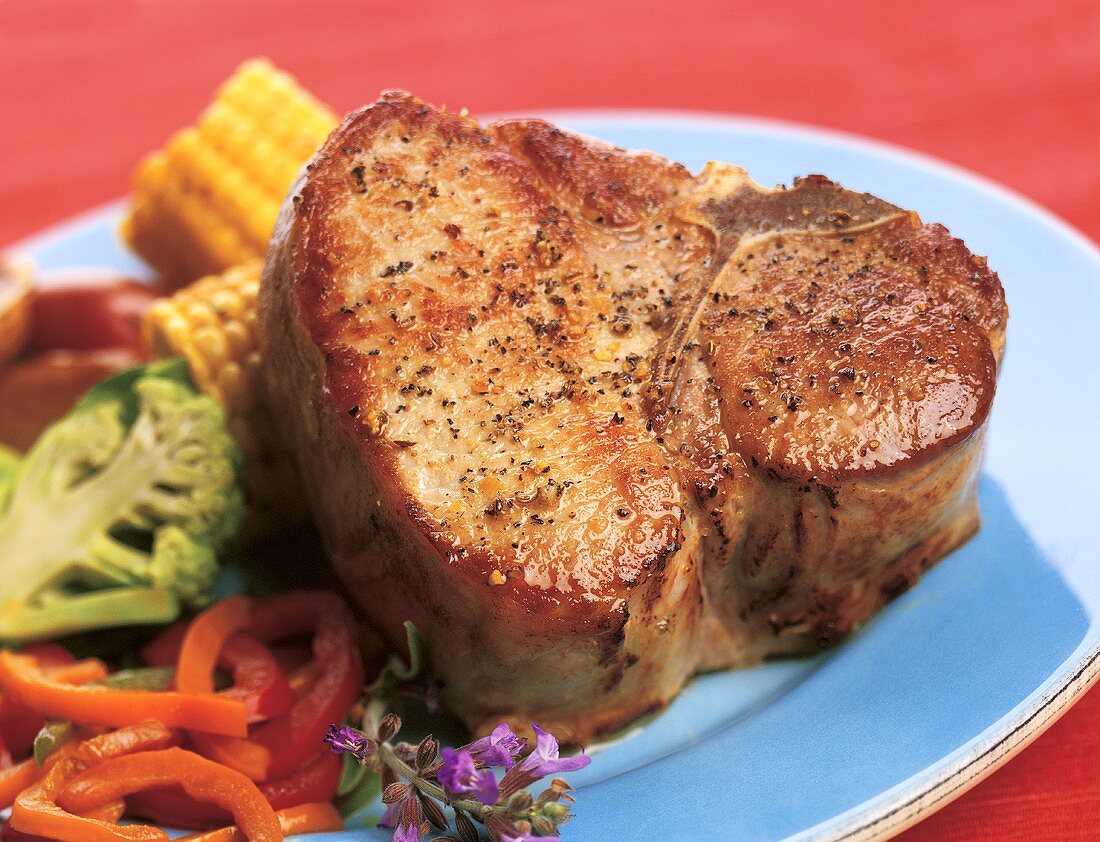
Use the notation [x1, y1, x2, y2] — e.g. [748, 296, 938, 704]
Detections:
[122, 59, 338, 285]
[144, 261, 304, 541]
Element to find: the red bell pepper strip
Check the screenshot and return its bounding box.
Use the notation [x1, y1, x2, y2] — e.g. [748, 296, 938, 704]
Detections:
[246, 592, 364, 781]
[126, 786, 230, 830]
[141, 622, 189, 668]
[148, 615, 293, 725]
[19, 646, 75, 670]
[217, 635, 294, 724]
[256, 749, 340, 810]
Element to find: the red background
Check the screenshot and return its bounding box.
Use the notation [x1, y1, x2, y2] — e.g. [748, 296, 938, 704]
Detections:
[1, 1, 1098, 837]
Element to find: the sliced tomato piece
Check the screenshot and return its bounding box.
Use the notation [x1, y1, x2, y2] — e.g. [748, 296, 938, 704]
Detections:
[0, 349, 141, 452]
[27, 273, 160, 357]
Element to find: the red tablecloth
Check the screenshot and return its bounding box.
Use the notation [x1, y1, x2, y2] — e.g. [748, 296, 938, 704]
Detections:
[1, 1, 1098, 838]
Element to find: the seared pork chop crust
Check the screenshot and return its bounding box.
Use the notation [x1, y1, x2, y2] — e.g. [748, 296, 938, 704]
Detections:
[260, 92, 1007, 741]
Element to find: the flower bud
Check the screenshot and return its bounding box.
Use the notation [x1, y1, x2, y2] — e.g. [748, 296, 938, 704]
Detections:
[454, 809, 479, 842]
[534, 787, 560, 806]
[416, 736, 439, 770]
[382, 782, 411, 804]
[377, 712, 402, 743]
[506, 790, 533, 812]
[420, 794, 448, 830]
[532, 815, 558, 835]
[540, 801, 572, 822]
[381, 766, 399, 790]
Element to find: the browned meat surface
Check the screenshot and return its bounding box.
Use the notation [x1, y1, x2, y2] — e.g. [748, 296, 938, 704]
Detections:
[259, 92, 1007, 742]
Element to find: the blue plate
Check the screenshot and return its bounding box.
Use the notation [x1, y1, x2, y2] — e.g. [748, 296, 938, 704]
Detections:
[14, 113, 1100, 841]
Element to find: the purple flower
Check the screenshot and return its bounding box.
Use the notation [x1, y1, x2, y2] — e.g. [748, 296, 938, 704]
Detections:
[392, 823, 421, 842]
[499, 724, 590, 797]
[517, 725, 590, 778]
[439, 747, 500, 804]
[500, 833, 559, 842]
[391, 795, 424, 842]
[378, 798, 402, 829]
[464, 722, 525, 769]
[324, 723, 368, 760]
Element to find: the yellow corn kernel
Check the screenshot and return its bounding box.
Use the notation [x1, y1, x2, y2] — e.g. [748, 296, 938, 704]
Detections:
[143, 261, 305, 541]
[122, 58, 338, 285]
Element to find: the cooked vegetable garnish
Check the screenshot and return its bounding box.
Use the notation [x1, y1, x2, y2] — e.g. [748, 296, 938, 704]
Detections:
[143, 260, 306, 538]
[175, 802, 343, 840]
[56, 748, 282, 841]
[0, 757, 43, 811]
[175, 596, 251, 696]
[165, 591, 362, 782]
[0, 359, 243, 641]
[215, 635, 295, 724]
[0, 653, 247, 737]
[126, 751, 341, 827]
[10, 721, 180, 842]
[236, 592, 363, 781]
[120, 58, 336, 285]
[33, 669, 176, 765]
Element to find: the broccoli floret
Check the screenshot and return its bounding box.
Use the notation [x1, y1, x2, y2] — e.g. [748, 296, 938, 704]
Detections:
[0, 444, 19, 509]
[0, 359, 243, 642]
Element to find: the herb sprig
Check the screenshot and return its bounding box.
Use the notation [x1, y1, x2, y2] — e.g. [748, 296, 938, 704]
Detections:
[325, 714, 588, 842]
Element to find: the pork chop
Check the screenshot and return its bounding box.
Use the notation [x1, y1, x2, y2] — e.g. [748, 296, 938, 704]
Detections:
[259, 92, 1006, 742]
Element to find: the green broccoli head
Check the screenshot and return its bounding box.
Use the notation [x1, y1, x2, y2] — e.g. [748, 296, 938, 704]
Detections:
[148, 525, 219, 610]
[0, 359, 244, 642]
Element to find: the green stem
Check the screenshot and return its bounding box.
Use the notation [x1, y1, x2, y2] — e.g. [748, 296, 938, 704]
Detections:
[376, 742, 496, 823]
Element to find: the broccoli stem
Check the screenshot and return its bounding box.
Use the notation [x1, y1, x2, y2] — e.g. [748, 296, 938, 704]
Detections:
[0, 587, 180, 640]
[0, 407, 187, 629]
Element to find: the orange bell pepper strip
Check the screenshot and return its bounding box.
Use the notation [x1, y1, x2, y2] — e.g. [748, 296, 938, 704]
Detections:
[0, 653, 247, 737]
[174, 598, 268, 778]
[127, 747, 342, 827]
[1, 799, 126, 841]
[56, 748, 282, 841]
[0, 758, 42, 810]
[7, 722, 177, 840]
[177, 598, 271, 779]
[175, 596, 251, 695]
[73, 720, 179, 766]
[188, 730, 270, 781]
[0, 658, 109, 767]
[40, 659, 109, 686]
[11, 754, 166, 842]
[176, 802, 343, 841]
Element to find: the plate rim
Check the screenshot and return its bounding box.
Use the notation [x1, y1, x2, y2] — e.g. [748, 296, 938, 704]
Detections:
[7, 109, 1100, 842]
